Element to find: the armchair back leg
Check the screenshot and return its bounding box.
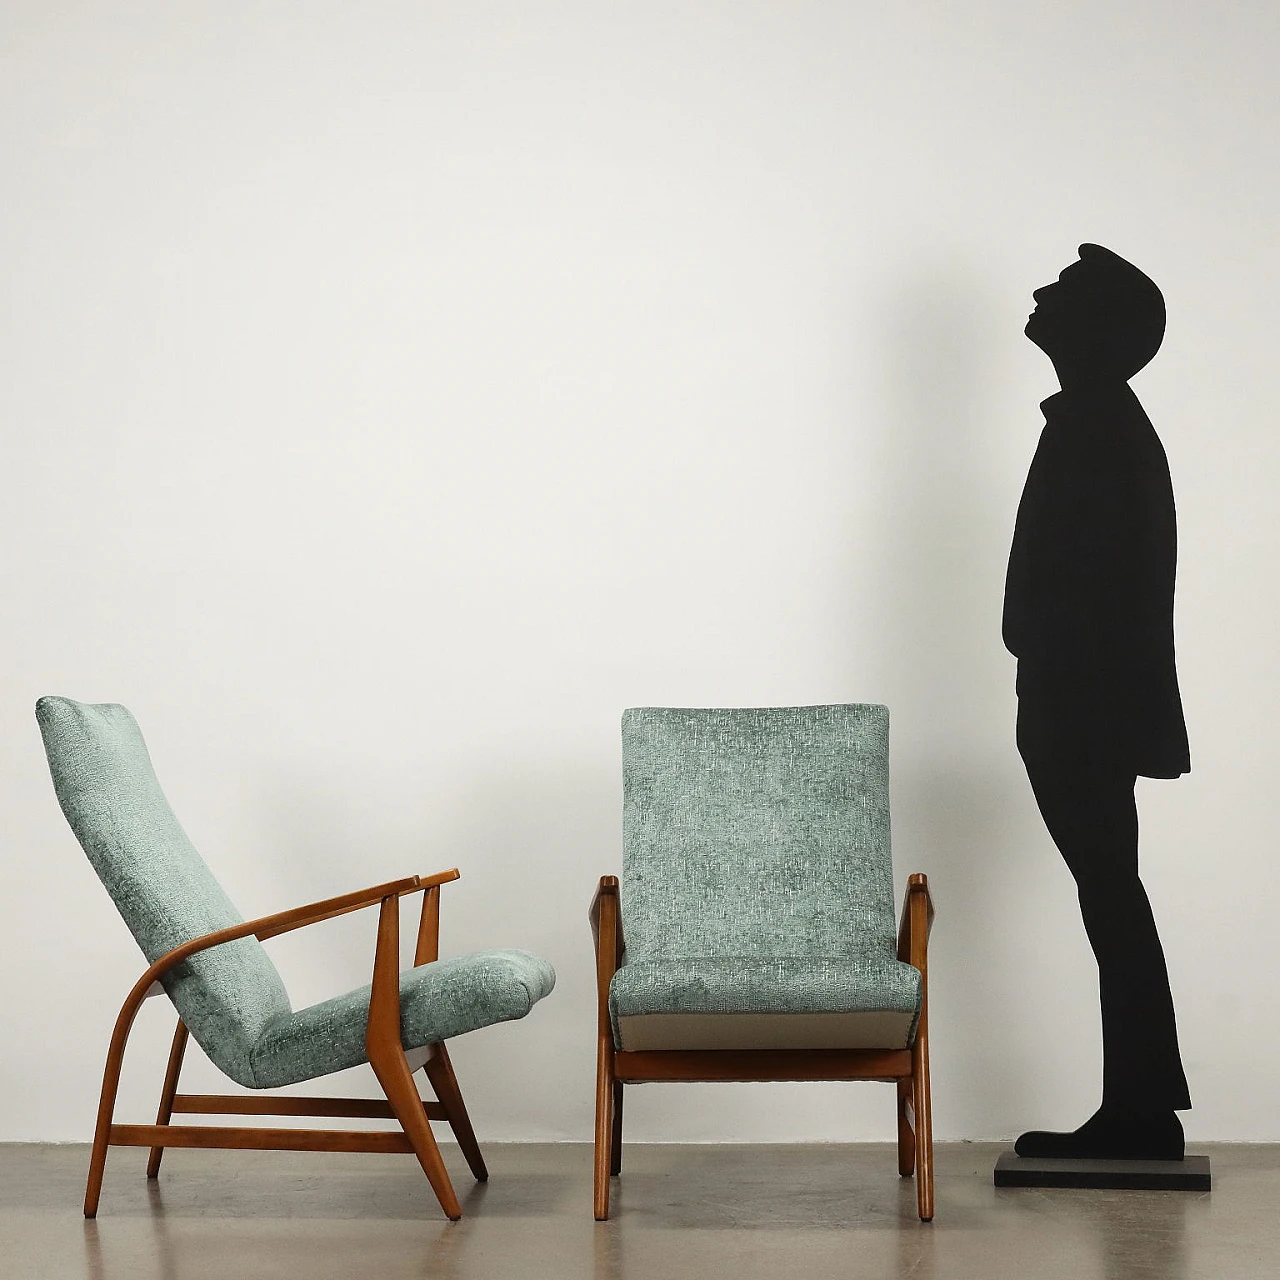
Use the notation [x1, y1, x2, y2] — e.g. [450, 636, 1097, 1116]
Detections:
[912, 1021, 934, 1221]
[593, 1035, 616, 1220]
[147, 1019, 190, 1179]
[423, 1043, 488, 1182]
[896, 1077, 915, 1177]
[610, 1080, 624, 1176]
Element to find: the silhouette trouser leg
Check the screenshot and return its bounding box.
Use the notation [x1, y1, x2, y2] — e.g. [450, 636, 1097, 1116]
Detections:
[1020, 753, 1191, 1113]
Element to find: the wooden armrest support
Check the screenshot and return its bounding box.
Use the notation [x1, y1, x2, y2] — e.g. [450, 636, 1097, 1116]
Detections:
[589, 876, 623, 1035]
[896, 872, 935, 970]
[367, 887, 405, 1058]
[589, 876, 621, 957]
[413, 869, 462, 965]
[368, 866, 466, 1050]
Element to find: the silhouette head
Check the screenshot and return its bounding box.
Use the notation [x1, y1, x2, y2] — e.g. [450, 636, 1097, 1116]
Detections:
[1025, 244, 1165, 385]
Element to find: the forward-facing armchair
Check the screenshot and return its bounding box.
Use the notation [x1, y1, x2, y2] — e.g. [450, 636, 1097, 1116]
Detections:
[591, 705, 936, 1221]
[36, 696, 555, 1219]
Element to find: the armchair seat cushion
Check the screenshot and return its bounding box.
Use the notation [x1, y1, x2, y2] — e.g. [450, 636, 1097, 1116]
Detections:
[250, 948, 555, 1089]
[609, 956, 921, 1052]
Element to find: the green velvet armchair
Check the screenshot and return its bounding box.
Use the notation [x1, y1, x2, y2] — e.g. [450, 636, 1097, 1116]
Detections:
[591, 705, 935, 1220]
[36, 696, 555, 1219]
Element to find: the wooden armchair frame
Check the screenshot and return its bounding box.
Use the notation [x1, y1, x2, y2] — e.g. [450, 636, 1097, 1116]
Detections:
[85, 867, 487, 1221]
[590, 872, 936, 1221]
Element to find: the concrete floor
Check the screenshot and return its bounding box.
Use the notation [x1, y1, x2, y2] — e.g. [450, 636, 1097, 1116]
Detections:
[0, 1142, 1273, 1280]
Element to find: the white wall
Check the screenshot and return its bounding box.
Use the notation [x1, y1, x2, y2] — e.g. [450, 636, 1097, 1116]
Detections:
[3, 1, 1277, 1144]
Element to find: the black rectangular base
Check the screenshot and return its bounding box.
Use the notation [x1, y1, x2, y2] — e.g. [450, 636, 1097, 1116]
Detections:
[994, 1151, 1211, 1191]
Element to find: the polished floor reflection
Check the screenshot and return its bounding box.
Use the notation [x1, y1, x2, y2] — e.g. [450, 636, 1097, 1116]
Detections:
[0, 1143, 1270, 1280]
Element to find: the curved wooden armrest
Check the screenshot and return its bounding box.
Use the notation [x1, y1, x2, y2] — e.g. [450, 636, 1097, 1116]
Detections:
[119, 869, 462, 1022]
[896, 872, 936, 970]
[254, 875, 425, 941]
[252, 867, 459, 941]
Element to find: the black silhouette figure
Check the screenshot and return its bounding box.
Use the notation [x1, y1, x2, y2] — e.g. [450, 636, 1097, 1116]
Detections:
[1004, 243, 1191, 1161]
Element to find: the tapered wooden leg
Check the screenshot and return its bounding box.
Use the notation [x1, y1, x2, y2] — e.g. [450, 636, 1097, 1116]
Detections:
[84, 1108, 112, 1218]
[610, 1080, 624, 1176]
[593, 1035, 616, 1220]
[85, 1032, 132, 1218]
[147, 1019, 190, 1179]
[423, 1043, 488, 1182]
[912, 1025, 933, 1221]
[370, 1046, 462, 1220]
[897, 1077, 915, 1177]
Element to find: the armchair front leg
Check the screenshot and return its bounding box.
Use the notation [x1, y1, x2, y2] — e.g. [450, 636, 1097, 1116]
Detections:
[146, 1018, 190, 1179]
[590, 875, 622, 1219]
[366, 889, 462, 1220]
[897, 872, 936, 1222]
[407, 873, 488, 1183]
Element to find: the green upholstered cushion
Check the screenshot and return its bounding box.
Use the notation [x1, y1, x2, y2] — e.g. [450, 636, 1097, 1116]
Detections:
[612, 705, 922, 1046]
[36, 696, 292, 1088]
[36, 696, 557, 1089]
[610, 957, 920, 1025]
[251, 949, 556, 1088]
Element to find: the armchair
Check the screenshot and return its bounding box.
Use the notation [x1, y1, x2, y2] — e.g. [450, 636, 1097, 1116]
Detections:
[36, 696, 555, 1219]
[590, 705, 935, 1221]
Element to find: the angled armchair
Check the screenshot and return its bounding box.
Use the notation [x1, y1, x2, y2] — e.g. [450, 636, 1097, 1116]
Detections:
[36, 696, 555, 1220]
[591, 705, 935, 1221]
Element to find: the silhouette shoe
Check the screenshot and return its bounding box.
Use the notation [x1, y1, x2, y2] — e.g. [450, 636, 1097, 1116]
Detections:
[1014, 1107, 1184, 1161]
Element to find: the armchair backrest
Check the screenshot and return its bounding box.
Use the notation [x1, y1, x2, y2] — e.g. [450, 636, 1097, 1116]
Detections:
[36, 697, 291, 1088]
[620, 705, 896, 964]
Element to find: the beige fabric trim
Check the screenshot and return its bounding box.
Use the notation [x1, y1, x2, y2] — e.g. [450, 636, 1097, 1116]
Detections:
[616, 1010, 914, 1052]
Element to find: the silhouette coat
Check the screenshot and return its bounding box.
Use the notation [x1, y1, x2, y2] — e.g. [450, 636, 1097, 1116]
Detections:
[1004, 385, 1189, 777]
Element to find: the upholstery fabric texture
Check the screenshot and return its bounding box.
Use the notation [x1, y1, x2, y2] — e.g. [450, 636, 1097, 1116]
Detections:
[36, 696, 555, 1089]
[611, 705, 922, 1048]
[37, 697, 292, 1087]
[252, 948, 555, 1088]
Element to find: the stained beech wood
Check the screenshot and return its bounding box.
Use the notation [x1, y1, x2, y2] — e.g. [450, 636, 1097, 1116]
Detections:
[113, 871, 461, 1013]
[146, 1018, 189, 1178]
[896, 1077, 915, 1176]
[256, 869, 459, 942]
[897, 872, 936, 963]
[591, 876, 621, 1220]
[903, 872, 935, 1221]
[589, 875, 624, 966]
[423, 1042, 488, 1182]
[610, 1081, 623, 1176]
[366, 891, 462, 1220]
[590, 868, 937, 1223]
[415, 885, 442, 965]
[112, 1124, 416, 1153]
[170, 1094, 446, 1121]
[82, 867, 488, 1222]
[85, 959, 157, 1217]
